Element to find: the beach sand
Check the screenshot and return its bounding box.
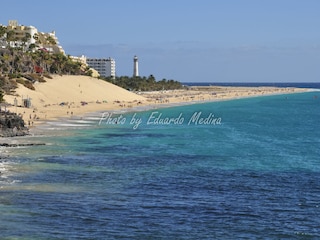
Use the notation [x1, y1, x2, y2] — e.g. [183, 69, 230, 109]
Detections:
[3, 75, 308, 129]
[4, 75, 145, 127]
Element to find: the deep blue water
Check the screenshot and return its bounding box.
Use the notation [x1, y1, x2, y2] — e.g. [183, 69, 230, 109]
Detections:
[1, 91, 320, 239]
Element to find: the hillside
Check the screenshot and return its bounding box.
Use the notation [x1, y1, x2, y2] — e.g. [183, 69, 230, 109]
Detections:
[4, 75, 146, 124]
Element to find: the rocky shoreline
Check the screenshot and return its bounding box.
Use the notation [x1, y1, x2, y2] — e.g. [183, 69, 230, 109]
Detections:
[0, 142, 45, 147]
[0, 111, 29, 137]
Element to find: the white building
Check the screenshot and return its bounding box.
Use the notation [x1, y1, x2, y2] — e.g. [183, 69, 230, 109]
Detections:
[70, 55, 87, 65]
[86, 57, 116, 78]
[1, 20, 65, 54]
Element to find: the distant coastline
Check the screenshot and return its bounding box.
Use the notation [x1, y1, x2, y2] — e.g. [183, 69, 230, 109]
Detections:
[183, 82, 320, 89]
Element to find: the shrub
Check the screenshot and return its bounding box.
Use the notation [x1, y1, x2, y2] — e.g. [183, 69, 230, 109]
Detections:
[16, 78, 35, 90]
[43, 73, 52, 79]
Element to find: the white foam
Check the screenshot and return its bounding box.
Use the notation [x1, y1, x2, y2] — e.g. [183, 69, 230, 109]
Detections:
[54, 123, 91, 127]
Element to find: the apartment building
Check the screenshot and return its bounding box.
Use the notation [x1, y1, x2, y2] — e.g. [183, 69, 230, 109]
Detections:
[86, 57, 116, 78]
[1, 20, 65, 54]
[6, 20, 37, 47]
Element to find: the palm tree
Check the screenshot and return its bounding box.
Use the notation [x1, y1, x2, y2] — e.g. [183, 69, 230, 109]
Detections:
[0, 26, 7, 48]
[6, 30, 16, 47]
[1, 53, 12, 73]
[50, 53, 66, 74]
[28, 43, 37, 52]
[0, 26, 6, 38]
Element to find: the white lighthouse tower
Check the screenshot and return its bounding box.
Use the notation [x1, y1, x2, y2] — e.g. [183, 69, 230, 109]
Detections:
[133, 55, 139, 77]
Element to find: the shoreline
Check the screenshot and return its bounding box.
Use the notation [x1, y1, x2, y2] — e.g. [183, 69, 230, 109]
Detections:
[28, 86, 312, 135]
[1, 75, 314, 141]
[0, 87, 315, 155]
[8, 88, 313, 127]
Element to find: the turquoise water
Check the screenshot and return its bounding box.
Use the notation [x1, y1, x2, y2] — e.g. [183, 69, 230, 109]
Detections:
[1, 92, 320, 239]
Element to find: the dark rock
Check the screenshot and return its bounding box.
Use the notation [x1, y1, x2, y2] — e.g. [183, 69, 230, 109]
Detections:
[0, 142, 45, 147]
[0, 111, 29, 137]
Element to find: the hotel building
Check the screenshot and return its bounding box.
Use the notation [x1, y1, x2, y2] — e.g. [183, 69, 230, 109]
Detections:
[86, 57, 116, 78]
[1, 20, 65, 54]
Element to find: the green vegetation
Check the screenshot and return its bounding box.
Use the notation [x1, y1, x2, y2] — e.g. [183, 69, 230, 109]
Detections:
[0, 48, 88, 76]
[0, 24, 92, 102]
[0, 47, 91, 102]
[103, 75, 184, 91]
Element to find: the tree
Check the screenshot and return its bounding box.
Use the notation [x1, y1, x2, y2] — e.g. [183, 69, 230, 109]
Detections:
[0, 26, 6, 38]
[6, 30, 16, 46]
[102, 75, 183, 91]
[0, 89, 4, 102]
[46, 36, 56, 45]
[28, 43, 37, 52]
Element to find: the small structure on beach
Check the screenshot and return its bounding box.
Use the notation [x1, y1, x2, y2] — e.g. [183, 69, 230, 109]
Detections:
[23, 98, 31, 108]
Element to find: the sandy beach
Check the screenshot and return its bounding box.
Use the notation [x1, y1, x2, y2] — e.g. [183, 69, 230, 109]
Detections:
[3, 75, 308, 128]
[3, 75, 146, 127]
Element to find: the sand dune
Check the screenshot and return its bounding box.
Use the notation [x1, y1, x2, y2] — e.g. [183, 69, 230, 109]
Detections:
[4, 75, 145, 125]
[8, 75, 145, 104]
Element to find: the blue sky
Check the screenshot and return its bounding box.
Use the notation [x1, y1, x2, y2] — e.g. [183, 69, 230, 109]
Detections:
[1, 0, 320, 82]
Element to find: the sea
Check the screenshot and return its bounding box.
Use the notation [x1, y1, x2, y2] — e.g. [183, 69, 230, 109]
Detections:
[1, 82, 320, 239]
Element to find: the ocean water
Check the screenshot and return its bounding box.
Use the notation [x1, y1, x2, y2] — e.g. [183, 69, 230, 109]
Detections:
[183, 82, 320, 89]
[1, 91, 320, 239]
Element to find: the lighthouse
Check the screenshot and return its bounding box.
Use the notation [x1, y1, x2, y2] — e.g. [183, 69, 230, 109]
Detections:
[133, 55, 139, 77]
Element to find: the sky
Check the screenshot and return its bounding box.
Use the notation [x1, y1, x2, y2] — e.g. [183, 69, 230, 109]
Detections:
[1, 0, 320, 82]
